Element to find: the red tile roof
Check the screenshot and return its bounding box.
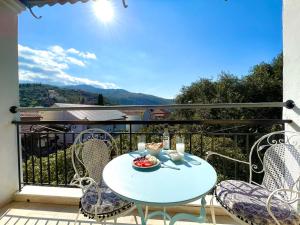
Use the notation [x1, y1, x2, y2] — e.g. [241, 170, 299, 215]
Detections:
[121, 110, 145, 116]
[20, 112, 42, 118]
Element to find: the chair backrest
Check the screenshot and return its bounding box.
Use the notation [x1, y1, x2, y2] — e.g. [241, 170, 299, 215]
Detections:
[71, 128, 119, 184]
[249, 131, 300, 192]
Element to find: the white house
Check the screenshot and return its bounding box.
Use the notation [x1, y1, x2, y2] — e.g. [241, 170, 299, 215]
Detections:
[40, 103, 127, 144]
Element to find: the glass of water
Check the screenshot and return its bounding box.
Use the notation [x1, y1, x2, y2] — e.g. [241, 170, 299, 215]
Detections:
[137, 135, 146, 152]
[176, 136, 185, 154]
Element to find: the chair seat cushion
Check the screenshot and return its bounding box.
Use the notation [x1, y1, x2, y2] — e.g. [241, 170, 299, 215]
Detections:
[79, 183, 134, 220]
[215, 180, 300, 225]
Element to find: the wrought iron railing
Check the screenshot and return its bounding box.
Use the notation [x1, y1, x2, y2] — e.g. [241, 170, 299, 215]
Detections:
[13, 119, 292, 190]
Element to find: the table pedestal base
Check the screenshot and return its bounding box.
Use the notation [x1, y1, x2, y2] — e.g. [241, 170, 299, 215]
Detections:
[136, 197, 207, 225]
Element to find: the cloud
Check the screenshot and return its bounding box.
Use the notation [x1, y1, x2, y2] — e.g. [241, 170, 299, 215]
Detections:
[18, 44, 117, 89]
[67, 48, 97, 60]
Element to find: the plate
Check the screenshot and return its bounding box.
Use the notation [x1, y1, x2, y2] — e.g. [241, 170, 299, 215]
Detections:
[132, 158, 160, 169]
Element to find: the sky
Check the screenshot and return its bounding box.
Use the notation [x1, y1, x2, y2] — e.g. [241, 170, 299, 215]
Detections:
[18, 0, 283, 99]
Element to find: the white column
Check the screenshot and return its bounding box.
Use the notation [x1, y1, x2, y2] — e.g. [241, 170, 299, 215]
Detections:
[0, 0, 24, 207]
[283, 1, 300, 212]
[283, 0, 300, 132]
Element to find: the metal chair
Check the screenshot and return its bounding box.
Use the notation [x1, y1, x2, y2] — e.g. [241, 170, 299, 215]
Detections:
[206, 131, 300, 225]
[70, 128, 138, 225]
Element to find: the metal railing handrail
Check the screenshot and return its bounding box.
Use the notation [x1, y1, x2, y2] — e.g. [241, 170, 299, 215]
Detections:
[9, 100, 295, 113]
[12, 119, 293, 125]
[17, 118, 289, 190]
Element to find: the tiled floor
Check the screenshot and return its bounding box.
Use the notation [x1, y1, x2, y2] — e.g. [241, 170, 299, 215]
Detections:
[0, 202, 239, 225]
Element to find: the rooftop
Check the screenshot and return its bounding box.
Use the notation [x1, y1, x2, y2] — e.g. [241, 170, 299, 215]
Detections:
[53, 103, 127, 121]
[20, 112, 42, 118]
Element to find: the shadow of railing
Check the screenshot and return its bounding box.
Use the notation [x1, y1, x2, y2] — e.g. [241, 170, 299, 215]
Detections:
[0, 214, 136, 225]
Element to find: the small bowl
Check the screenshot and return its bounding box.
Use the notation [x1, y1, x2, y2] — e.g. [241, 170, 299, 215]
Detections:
[146, 142, 163, 156]
[147, 148, 162, 156]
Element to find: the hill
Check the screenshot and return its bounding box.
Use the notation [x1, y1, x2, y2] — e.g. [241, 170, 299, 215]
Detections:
[19, 83, 100, 107]
[19, 83, 173, 107]
[64, 84, 173, 105]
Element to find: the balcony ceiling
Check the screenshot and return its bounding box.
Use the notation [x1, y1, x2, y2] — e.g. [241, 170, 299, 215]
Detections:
[19, 0, 91, 8]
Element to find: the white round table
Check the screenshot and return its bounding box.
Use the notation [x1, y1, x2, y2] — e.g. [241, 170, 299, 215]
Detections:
[103, 151, 217, 225]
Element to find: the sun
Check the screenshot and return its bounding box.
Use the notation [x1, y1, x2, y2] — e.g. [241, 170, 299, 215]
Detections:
[93, 0, 115, 23]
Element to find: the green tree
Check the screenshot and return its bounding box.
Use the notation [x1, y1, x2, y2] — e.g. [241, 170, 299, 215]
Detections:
[175, 53, 283, 121]
[98, 94, 104, 105]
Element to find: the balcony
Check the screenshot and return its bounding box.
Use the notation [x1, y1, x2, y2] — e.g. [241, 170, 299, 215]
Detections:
[1, 201, 238, 225]
[0, 1, 300, 224]
[0, 116, 292, 225]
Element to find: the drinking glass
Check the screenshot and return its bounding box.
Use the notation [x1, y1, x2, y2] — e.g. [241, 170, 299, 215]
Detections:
[137, 135, 146, 152]
[176, 136, 185, 154]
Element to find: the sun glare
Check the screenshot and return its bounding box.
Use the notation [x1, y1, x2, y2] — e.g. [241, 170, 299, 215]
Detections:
[93, 0, 115, 23]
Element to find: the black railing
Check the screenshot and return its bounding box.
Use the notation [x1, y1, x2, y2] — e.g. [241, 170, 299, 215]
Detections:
[13, 119, 292, 190]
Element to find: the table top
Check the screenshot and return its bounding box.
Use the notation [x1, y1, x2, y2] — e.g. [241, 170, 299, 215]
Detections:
[103, 151, 217, 206]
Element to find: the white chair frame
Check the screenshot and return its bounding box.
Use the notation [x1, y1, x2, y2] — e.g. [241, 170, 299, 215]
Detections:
[206, 130, 300, 225]
[70, 128, 138, 225]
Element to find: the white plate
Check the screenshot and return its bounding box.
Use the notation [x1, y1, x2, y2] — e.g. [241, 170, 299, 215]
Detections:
[132, 159, 160, 169]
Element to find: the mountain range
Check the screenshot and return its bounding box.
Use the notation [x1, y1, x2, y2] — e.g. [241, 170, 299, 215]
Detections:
[19, 83, 173, 107]
[64, 84, 173, 105]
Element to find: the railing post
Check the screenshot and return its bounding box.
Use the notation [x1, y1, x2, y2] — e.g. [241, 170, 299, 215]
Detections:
[24, 133, 28, 184]
[129, 123, 132, 150]
[189, 133, 192, 154]
[16, 124, 22, 192]
[63, 133, 67, 186]
[38, 133, 43, 185]
[47, 133, 51, 185]
[31, 134, 35, 184]
[120, 134, 123, 154]
[200, 133, 203, 156]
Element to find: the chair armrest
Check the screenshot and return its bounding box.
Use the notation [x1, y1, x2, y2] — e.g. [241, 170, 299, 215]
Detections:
[70, 175, 97, 193]
[205, 151, 250, 166]
[266, 188, 300, 225]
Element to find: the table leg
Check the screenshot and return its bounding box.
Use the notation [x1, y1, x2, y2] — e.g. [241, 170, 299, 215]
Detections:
[163, 207, 167, 225]
[169, 196, 207, 225]
[136, 203, 147, 225]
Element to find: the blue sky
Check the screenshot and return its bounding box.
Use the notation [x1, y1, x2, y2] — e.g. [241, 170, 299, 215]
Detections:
[18, 0, 282, 99]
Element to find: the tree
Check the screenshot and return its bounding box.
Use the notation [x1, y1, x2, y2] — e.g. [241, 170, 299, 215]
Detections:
[80, 96, 85, 104]
[98, 94, 104, 105]
[175, 53, 283, 121]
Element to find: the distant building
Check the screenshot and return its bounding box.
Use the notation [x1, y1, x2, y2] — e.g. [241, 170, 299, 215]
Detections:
[144, 108, 171, 120]
[19, 112, 69, 156]
[48, 90, 59, 99]
[40, 103, 128, 144]
[20, 112, 43, 134]
[20, 112, 42, 122]
[121, 109, 146, 132]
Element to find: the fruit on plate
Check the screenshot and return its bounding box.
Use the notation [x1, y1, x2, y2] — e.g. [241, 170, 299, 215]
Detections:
[145, 154, 158, 164]
[133, 155, 158, 168]
[146, 142, 163, 151]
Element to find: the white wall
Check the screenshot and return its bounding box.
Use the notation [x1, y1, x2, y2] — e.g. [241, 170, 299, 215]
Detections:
[283, 0, 300, 132]
[283, 1, 300, 211]
[0, 0, 24, 207]
[126, 115, 142, 132]
[40, 111, 64, 121]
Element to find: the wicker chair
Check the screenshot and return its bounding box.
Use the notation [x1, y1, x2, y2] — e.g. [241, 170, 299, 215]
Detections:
[206, 131, 300, 225]
[70, 128, 137, 225]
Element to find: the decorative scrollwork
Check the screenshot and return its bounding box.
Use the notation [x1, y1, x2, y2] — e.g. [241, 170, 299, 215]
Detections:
[266, 186, 300, 225]
[70, 175, 97, 193]
[71, 128, 120, 190]
[249, 131, 300, 188]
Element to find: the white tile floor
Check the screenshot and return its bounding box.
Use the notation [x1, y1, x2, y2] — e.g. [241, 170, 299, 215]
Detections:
[0, 202, 239, 225]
